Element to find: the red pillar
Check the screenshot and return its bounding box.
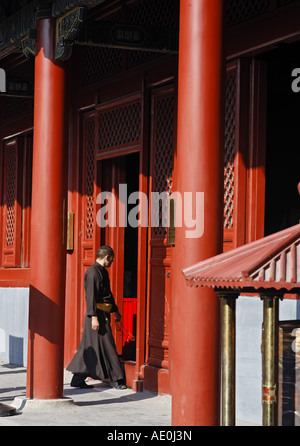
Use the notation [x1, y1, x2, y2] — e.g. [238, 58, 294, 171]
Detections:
[171, 0, 225, 425]
[26, 14, 67, 399]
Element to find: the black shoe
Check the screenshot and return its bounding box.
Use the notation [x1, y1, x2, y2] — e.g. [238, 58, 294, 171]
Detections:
[111, 380, 127, 390]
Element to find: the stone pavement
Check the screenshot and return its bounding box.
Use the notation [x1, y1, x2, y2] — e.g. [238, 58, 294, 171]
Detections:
[0, 362, 258, 428]
[0, 362, 171, 427]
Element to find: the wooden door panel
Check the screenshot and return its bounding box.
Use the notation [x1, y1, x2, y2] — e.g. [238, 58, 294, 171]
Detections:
[223, 58, 267, 251]
[223, 60, 249, 251]
[147, 85, 175, 370]
[148, 259, 170, 369]
[79, 113, 96, 333]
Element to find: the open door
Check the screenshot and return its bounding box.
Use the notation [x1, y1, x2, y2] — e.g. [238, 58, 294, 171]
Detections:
[96, 153, 139, 360]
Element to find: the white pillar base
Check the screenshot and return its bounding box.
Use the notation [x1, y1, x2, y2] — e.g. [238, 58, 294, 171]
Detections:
[12, 396, 76, 412]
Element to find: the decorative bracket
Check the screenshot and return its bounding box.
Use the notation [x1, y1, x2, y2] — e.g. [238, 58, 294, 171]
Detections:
[55, 6, 86, 60]
[22, 29, 38, 58]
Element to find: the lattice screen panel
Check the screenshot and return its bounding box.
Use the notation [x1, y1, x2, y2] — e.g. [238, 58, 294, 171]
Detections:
[224, 71, 236, 230]
[83, 46, 123, 85]
[82, 0, 179, 80]
[128, 0, 176, 27]
[152, 93, 174, 237]
[127, 0, 178, 68]
[227, 0, 269, 26]
[277, 0, 299, 5]
[97, 101, 141, 151]
[1, 139, 22, 267]
[4, 58, 34, 118]
[4, 144, 17, 248]
[85, 118, 95, 241]
[82, 9, 123, 85]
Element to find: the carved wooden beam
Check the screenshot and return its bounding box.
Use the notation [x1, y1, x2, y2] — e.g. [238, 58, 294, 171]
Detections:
[76, 21, 179, 54]
[55, 6, 86, 60]
[0, 0, 105, 60]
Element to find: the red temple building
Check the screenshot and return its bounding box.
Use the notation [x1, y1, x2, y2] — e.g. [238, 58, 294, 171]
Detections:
[0, 0, 300, 426]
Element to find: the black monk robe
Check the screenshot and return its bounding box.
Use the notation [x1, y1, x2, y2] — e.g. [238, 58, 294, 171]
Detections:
[67, 262, 125, 382]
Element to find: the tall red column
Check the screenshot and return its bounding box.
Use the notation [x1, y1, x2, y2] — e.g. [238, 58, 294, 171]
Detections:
[171, 0, 225, 425]
[26, 13, 67, 399]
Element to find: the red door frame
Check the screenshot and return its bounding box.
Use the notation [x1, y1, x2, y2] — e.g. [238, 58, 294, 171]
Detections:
[64, 58, 178, 392]
[72, 91, 148, 389]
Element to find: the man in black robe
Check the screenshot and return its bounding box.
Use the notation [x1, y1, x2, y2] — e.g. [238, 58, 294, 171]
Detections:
[67, 246, 126, 389]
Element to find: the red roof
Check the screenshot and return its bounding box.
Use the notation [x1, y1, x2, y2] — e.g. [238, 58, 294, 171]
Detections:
[183, 224, 300, 294]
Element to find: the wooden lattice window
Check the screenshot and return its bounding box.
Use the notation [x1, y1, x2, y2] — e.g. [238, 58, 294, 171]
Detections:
[1, 139, 22, 267]
[223, 60, 249, 251]
[226, 0, 269, 26]
[127, 0, 179, 68]
[97, 98, 141, 153]
[3, 58, 34, 119]
[83, 117, 96, 242]
[150, 87, 175, 239]
[224, 71, 236, 230]
[277, 0, 299, 6]
[83, 46, 123, 86]
[82, 11, 123, 85]
[82, 0, 179, 82]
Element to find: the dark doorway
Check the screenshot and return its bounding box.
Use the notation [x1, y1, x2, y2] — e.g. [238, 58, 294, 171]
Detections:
[97, 152, 139, 361]
[264, 43, 300, 236]
[122, 153, 139, 360]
